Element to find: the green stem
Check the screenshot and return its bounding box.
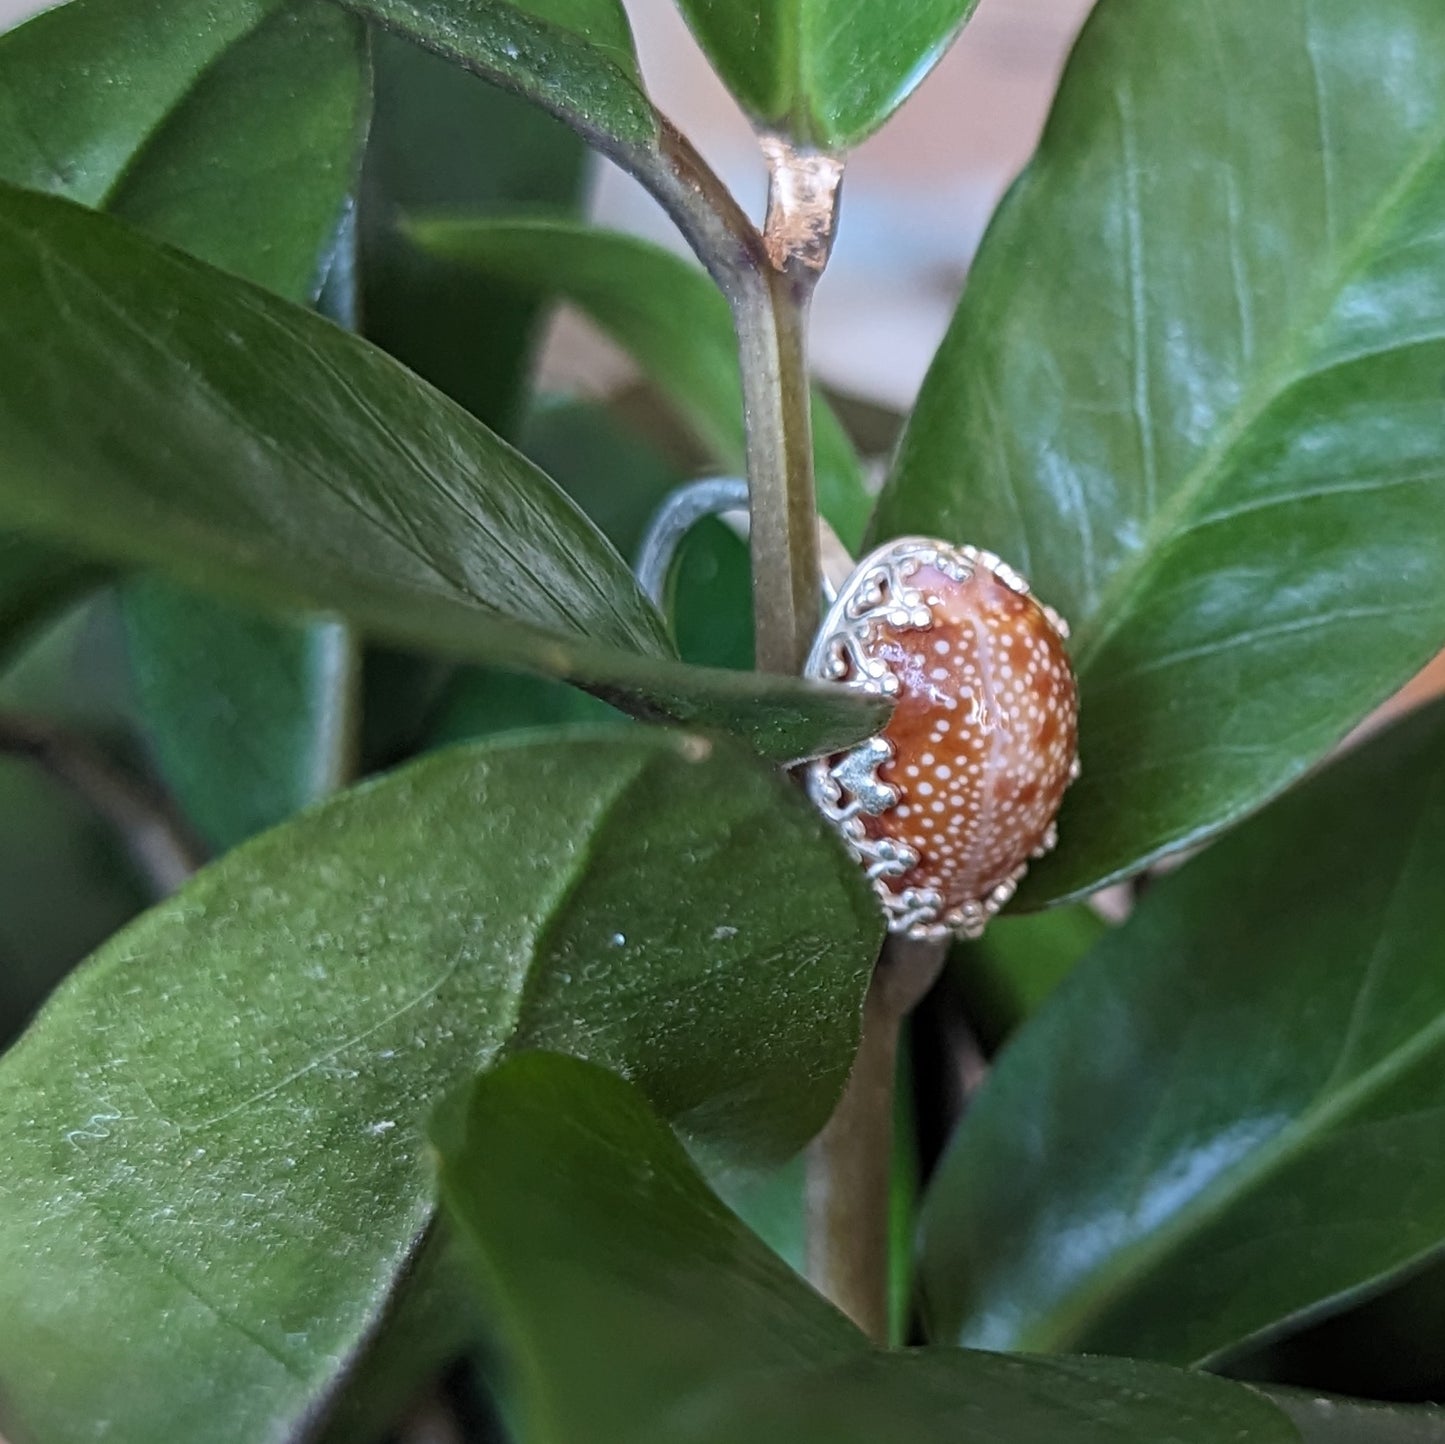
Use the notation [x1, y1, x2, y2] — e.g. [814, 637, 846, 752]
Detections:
[733, 264, 823, 673]
[728, 137, 845, 674]
[806, 935, 947, 1341]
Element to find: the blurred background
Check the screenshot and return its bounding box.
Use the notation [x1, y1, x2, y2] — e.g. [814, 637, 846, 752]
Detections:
[541, 0, 1094, 408]
[0, 0, 1095, 408]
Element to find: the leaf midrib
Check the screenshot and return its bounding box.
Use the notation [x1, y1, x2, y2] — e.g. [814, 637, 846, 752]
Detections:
[1070, 107, 1445, 676]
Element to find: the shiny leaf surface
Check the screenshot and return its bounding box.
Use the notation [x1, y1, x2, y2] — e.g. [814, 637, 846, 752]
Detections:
[348, 34, 589, 785]
[358, 30, 585, 433]
[412, 217, 871, 548]
[334, 0, 655, 157]
[0, 729, 882, 1442]
[950, 903, 1110, 1052]
[523, 398, 756, 669]
[0, 0, 369, 299]
[671, 0, 983, 148]
[438, 1052, 1299, 1444]
[873, 0, 1445, 902]
[108, 3, 369, 850]
[1262, 1391, 1445, 1444]
[920, 700, 1445, 1365]
[1234, 1253, 1445, 1402]
[0, 0, 371, 726]
[0, 185, 884, 760]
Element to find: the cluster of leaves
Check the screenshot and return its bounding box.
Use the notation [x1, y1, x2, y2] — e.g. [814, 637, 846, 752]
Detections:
[1, 0, 1444, 1440]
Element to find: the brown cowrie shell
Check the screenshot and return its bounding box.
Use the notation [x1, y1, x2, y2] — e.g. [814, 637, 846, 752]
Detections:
[804, 537, 1080, 941]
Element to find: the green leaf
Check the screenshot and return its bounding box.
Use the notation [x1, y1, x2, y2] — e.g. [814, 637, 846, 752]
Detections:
[0, 0, 369, 299]
[710, 1038, 917, 1345]
[350, 36, 590, 778]
[0, 602, 151, 1045]
[437, 1052, 1299, 1444]
[0, 184, 884, 760]
[872, 0, 1445, 903]
[1232, 1252, 1445, 1403]
[671, 0, 982, 149]
[919, 698, 1445, 1366]
[0, 761, 148, 1044]
[524, 396, 685, 558]
[427, 664, 621, 742]
[950, 903, 1110, 1052]
[0, 0, 371, 747]
[121, 583, 357, 852]
[681, 1355, 1302, 1444]
[358, 31, 587, 433]
[106, 3, 369, 848]
[105, 0, 370, 297]
[334, 0, 656, 157]
[672, 519, 755, 670]
[522, 398, 756, 670]
[411, 217, 872, 548]
[0, 534, 101, 664]
[0, 728, 882, 1442]
[1260, 1390, 1445, 1444]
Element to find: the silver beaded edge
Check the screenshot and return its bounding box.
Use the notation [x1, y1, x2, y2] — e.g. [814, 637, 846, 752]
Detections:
[803, 537, 1079, 943]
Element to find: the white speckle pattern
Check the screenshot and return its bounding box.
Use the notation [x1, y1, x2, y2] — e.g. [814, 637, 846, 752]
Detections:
[804, 539, 1080, 940]
[858, 561, 1078, 912]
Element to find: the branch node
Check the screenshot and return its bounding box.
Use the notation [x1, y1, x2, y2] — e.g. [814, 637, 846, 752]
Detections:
[761, 136, 846, 275]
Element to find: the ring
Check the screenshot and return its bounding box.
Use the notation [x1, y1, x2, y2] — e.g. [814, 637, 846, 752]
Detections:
[804, 537, 1079, 941]
[636, 485, 1080, 941]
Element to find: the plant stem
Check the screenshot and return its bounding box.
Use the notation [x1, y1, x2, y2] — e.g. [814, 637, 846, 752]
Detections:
[733, 265, 824, 672]
[806, 935, 948, 1341]
[732, 138, 845, 674]
[0, 711, 204, 894]
[656, 119, 909, 1333]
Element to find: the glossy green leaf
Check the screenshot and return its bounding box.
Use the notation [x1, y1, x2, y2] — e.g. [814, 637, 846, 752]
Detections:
[683, 1355, 1301, 1444]
[0, 762, 148, 1045]
[412, 218, 872, 548]
[0, 0, 371, 745]
[122, 584, 357, 852]
[0, 728, 882, 1442]
[1261, 1390, 1445, 1444]
[919, 698, 1445, 1365]
[0, 534, 101, 664]
[350, 37, 589, 779]
[107, 3, 369, 850]
[525, 396, 684, 558]
[358, 31, 586, 433]
[671, 0, 981, 148]
[672, 519, 755, 670]
[428, 664, 620, 742]
[873, 0, 1445, 902]
[335, 0, 656, 158]
[419, 402, 665, 747]
[0, 185, 884, 760]
[438, 1052, 1299, 1444]
[0, 0, 369, 299]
